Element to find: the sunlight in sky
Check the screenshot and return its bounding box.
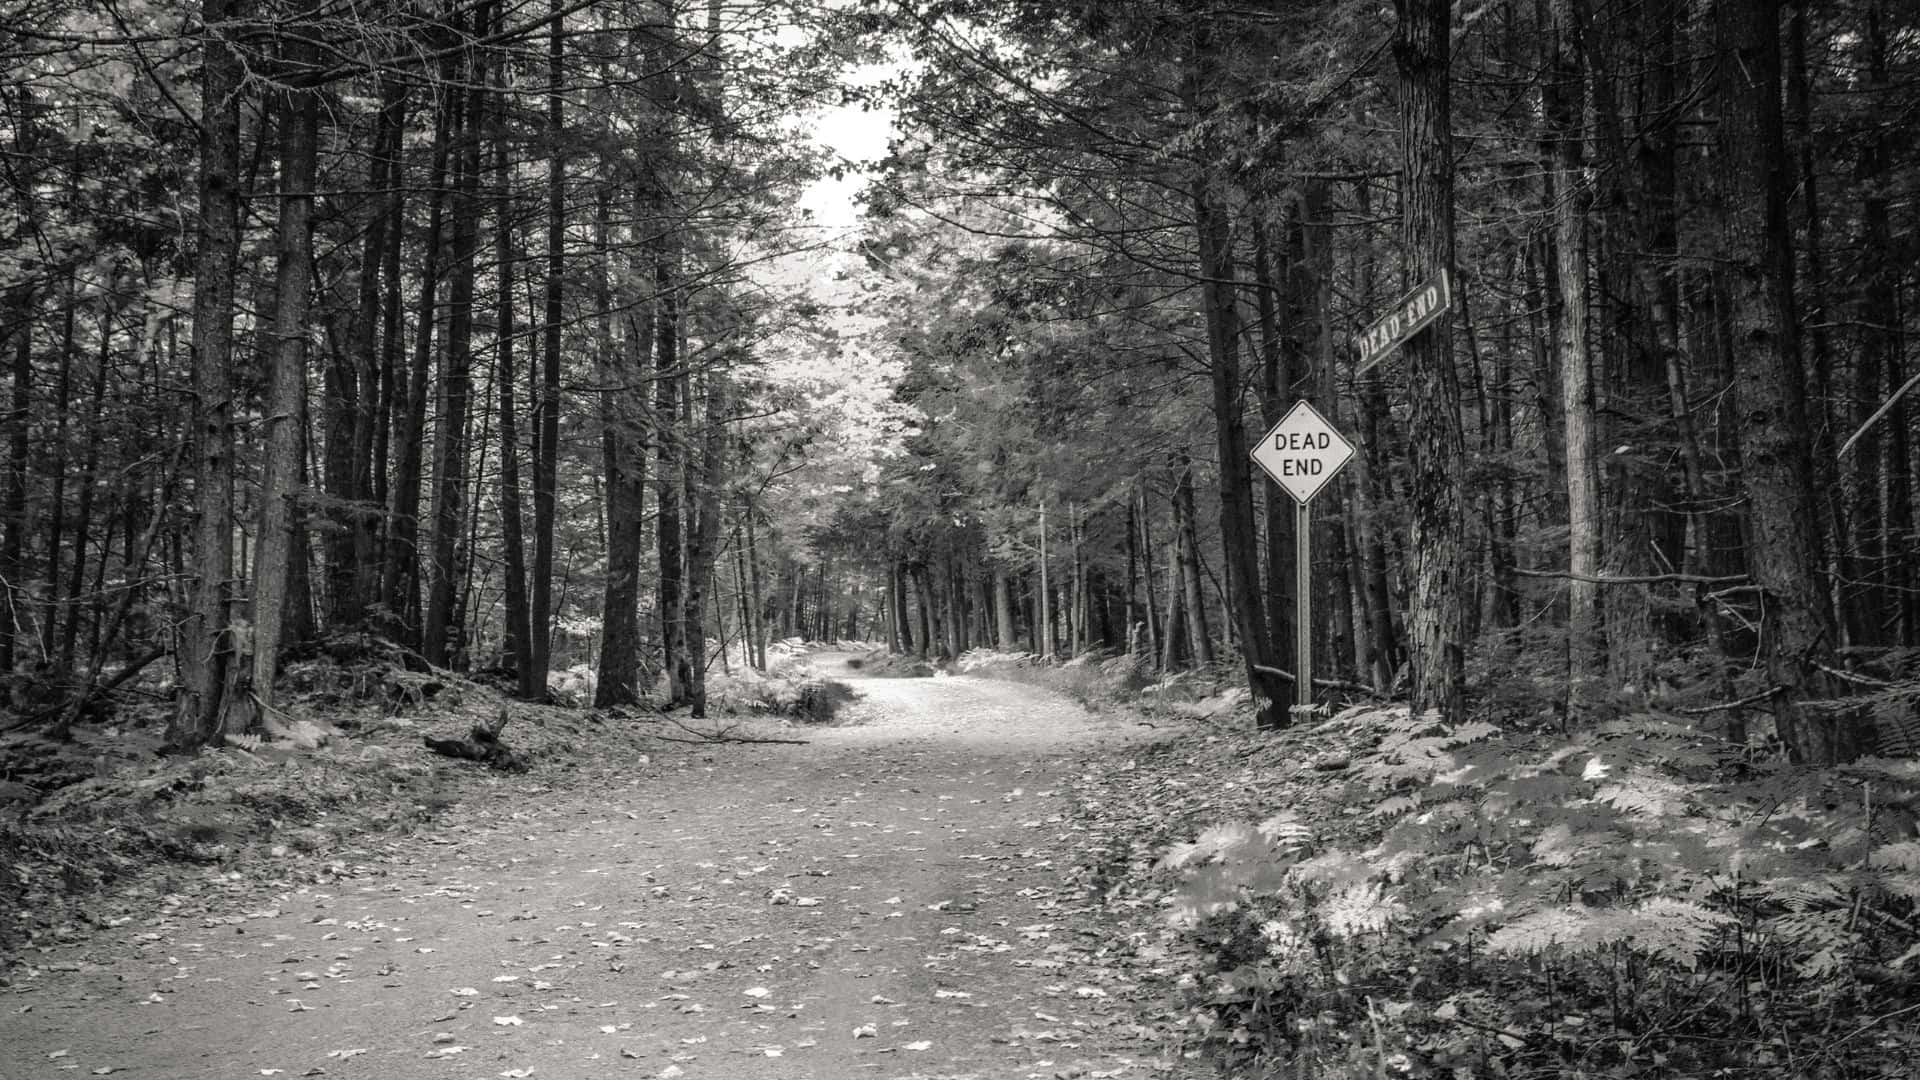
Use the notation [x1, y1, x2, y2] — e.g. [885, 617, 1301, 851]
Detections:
[793, 60, 905, 234]
[753, 57, 908, 300]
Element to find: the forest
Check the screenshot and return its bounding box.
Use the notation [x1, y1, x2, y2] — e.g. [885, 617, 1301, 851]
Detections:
[4, 0, 1920, 1075]
[0, 0, 1913, 752]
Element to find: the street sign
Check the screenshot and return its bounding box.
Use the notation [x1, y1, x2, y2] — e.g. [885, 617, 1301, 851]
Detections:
[1355, 268, 1452, 374]
[1249, 400, 1357, 719]
[1250, 399, 1355, 506]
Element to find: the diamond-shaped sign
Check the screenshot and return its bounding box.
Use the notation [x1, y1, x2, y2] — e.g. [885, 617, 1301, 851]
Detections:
[1250, 400, 1355, 505]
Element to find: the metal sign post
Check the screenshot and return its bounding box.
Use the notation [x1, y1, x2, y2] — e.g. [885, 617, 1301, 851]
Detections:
[1295, 501, 1311, 711]
[1249, 401, 1355, 719]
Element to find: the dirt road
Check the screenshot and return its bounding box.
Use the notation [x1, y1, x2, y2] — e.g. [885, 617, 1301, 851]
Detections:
[2, 655, 1194, 1080]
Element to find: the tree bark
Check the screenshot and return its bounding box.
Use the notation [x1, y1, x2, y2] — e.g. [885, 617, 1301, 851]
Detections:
[495, 144, 535, 697]
[745, 501, 766, 668]
[595, 264, 652, 706]
[1546, 0, 1605, 717]
[249, 69, 321, 729]
[1138, 487, 1160, 666]
[1187, 25, 1282, 720]
[1714, 0, 1855, 763]
[379, 89, 452, 648]
[426, 24, 486, 666]
[59, 302, 114, 673]
[1394, 0, 1469, 722]
[654, 248, 689, 704]
[329, 82, 399, 627]
[1251, 215, 1297, 683]
[530, 0, 566, 685]
[1173, 456, 1213, 666]
[1160, 502, 1188, 672]
[172, 0, 246, 749]
[893, 558, 914, 655]
[684, 371, 727, 717]
[1855, 1, 1905, 644]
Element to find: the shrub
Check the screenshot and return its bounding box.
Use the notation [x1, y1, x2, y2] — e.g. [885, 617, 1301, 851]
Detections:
[707, 667, 862, 724]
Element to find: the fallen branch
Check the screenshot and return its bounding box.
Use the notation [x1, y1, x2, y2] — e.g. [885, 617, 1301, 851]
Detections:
[1512, 567, 1749, 586]
[1839, 368, 1920, 458]
[659, 716, 809, 745]
[424, 708, 529, 770]
[1678, 686, 1781, 715]
[651, 724, 809, 746]
[1814, 662, 1897, 688]
[649, 733, 810, 745]
[1251, 663, 1376, 695]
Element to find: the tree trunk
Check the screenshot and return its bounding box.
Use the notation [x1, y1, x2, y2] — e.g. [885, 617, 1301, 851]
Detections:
[992, 565, 1016, 650]
[914, 563, 939, 658]
[44, 274, 76, 663]
[373, 97, 405, 523]
[1187, 27, 1282, 720]
[893, 559, 914, 655]
[379, 92, 452, 648]
[1138, 488, 1160, 666]
[172, 0, 246, 749]
[943, 557, 962, 659]
[595, 291, 652, 706]
[59, 303, 114, 673]
[654, 248, 689, 704]
[1251, 215, 1297, 686]
[1546, 0, 1605, 718]
[733, 521, 753, 668]
[426, 29, 485, 667]
[249, 72, 321, 729]
[1715, 0, 1854, 763]
[329, 83, 398, 627]
[684, 371, 727, 718]
[1173, 457, 1213, 666]
[495, 145, 535, 697]
[1395, 0, 1470, 722]
[1855, 2, 1904, 644]
[1161, 506, 1188, 672]
[530, 0, 566, 685]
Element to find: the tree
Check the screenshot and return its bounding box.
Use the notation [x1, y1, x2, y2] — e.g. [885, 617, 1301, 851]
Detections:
[171, 0, 246, 750]
[1713, 0, 1854, 763]
[1394, 0, 1469, 722]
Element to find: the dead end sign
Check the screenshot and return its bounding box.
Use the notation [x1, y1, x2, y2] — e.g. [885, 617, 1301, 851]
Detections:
[1250, 400, 1354, 505]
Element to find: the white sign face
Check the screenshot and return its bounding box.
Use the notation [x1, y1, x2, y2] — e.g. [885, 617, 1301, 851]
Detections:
[1250, 400, 1355, 505]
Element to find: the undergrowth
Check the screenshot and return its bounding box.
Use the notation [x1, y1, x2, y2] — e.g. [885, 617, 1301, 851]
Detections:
[707, 665, 861, 724]
[1151, 709, 1920, 1078]
[854, 649, 942, 678]
[0, 644, 657, 963]
[946, 648, 1920, 1077]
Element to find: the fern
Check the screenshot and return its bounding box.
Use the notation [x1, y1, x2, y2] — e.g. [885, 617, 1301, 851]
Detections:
[1321, 881, 1403, 936]
[1617, 898, 1736, 968]
[1871, 680, 1920, 756]
[1485, 906, 1589, 956]
[1869, 840, 1920, 873]
[1255, 811, 1312, 846]
[1594, 770, 1694, 818]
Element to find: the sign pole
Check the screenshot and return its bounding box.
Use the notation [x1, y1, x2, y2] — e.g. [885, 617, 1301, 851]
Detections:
[1248, 399, 1353, 725]
[1295, 500, 1311, 714]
